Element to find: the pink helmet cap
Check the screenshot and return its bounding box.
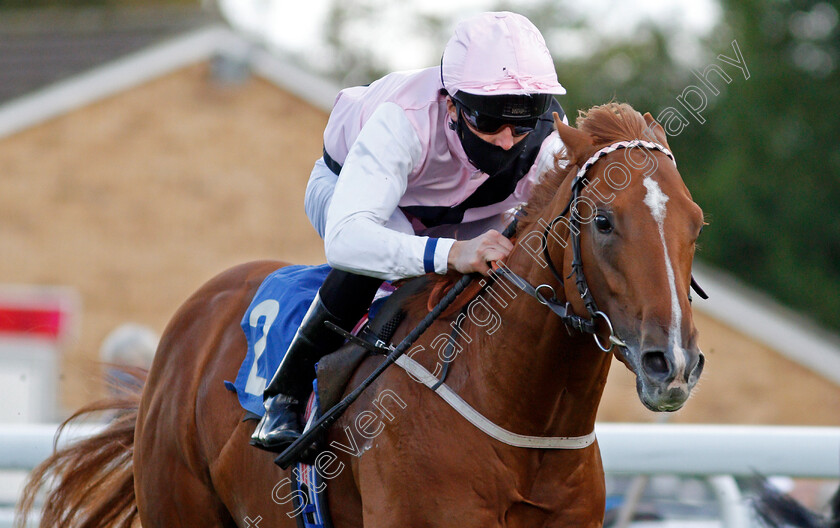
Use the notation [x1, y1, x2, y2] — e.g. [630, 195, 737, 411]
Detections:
[441, 11, 565, 96]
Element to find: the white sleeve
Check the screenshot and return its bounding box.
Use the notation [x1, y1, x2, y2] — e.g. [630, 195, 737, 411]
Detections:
[324, 102, 456, 281]
[304, 158, 339, 239]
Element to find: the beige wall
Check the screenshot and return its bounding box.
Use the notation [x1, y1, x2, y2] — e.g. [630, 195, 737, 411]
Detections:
[2, 62, 838, 424]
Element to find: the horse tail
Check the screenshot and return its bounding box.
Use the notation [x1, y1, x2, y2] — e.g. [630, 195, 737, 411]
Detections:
[751, 474, 839, 528]
[15, 367, 146, 528]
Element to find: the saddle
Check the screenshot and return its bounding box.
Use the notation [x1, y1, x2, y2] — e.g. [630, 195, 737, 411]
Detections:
[315, 274, 429, 413]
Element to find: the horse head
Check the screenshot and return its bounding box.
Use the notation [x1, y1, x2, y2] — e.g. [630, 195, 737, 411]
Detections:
[520, 103, 705, 412]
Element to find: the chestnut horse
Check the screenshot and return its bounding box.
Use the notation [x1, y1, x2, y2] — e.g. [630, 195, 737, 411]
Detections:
[17, 103, 705, 528]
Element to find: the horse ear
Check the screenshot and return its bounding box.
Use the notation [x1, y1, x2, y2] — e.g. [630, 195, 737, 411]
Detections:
[642, 112, 671, 149]
[553, 112, 593, 165]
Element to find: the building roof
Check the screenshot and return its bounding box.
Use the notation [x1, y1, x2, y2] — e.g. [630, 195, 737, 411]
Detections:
[0, 6, 221, 106]
[0, 22, 339, 141]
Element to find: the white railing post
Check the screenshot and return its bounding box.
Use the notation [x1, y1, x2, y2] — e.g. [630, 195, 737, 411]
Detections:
[708, 474, 753, 528]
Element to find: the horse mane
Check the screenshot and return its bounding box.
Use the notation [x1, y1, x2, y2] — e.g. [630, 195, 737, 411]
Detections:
[402, 102, 650, 318]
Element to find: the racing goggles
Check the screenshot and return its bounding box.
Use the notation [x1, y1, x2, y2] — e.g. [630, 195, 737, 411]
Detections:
[452, 91, 552, 135]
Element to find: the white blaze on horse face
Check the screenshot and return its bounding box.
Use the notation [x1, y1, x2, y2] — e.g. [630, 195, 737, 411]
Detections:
[642, 176, 687, 385]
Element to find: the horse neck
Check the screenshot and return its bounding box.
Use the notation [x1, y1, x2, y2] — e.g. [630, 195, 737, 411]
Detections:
[453, 210, 612, 438]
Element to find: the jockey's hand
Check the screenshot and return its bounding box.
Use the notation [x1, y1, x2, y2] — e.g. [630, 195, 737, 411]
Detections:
[447, 230, 514, 276]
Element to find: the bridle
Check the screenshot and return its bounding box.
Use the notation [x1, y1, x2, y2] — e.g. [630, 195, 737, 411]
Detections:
[493, 139, 705, 352]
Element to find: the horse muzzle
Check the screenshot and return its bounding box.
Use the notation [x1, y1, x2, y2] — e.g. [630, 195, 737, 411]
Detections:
[622, 345, 705, 412]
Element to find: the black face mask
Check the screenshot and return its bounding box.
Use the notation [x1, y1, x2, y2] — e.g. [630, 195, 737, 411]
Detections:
[455, 114, 530, 178]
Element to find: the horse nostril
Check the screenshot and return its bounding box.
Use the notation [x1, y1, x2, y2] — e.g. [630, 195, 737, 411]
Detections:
[687, 353, 705, 382]
[641, 351, 671, 381]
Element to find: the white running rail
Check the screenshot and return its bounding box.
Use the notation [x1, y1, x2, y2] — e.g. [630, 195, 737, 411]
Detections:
[1, 423, 838, 528]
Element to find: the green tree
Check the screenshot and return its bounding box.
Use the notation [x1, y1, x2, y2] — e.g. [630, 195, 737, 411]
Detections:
[678, 0, 840, 330]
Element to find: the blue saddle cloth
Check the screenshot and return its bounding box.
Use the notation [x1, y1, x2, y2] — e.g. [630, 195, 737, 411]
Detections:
[224, 264, 332, 417]
[224, 263, 337, 528]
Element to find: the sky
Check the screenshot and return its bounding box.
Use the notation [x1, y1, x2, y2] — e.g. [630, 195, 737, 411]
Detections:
[217, 0, 722, 74]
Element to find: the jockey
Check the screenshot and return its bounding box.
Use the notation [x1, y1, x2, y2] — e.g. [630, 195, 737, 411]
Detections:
[251, 11, 568, 452]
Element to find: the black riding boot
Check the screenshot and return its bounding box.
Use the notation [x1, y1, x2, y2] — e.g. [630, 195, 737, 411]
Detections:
[249, 293, 351, 452]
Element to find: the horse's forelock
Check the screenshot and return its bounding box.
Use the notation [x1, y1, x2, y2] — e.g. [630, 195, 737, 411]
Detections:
[577, 103, 650, 147]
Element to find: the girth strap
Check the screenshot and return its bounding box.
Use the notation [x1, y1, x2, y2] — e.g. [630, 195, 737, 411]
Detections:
[394, 354, 596, 449]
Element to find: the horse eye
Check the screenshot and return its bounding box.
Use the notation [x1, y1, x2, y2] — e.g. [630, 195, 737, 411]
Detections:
[594, 214, 613, 233]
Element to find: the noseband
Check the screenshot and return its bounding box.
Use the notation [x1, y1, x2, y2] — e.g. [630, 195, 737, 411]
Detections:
[496, 139, 699, 352]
